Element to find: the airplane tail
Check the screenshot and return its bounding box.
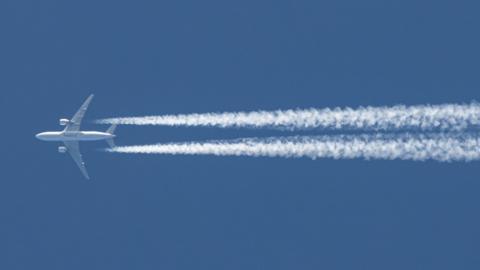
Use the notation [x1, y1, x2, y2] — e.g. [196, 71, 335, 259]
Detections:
[106, 124, 117, 148]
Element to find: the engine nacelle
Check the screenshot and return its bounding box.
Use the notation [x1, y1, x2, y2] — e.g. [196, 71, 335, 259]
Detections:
[59, 118, 70, 126]
[58, 146, 67, 153]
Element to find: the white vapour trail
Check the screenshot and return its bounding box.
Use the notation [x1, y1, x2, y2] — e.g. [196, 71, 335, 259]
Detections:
[106, 134, 480, 162]
[96, 103, 480, 131]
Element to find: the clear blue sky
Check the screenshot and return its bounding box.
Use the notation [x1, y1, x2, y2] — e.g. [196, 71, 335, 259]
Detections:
[1, 0, 480, 269]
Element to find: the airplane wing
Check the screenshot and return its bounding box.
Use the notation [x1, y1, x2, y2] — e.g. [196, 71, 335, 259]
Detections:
[63, 141, 90, 180]
[64, 94, 94, 132]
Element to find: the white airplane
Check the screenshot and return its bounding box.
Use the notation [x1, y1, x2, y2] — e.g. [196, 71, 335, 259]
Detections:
[36, 94, 116, 179]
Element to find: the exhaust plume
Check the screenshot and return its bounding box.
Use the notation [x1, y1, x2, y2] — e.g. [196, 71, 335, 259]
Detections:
[96, 103, 480, 131]
[106, 133, 480, 162]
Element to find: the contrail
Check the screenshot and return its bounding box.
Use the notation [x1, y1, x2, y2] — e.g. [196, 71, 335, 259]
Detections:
[106, 133, 480, 162]
[96, 103, 480, 131]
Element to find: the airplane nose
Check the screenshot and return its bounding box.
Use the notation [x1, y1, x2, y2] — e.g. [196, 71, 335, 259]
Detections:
[35, 133, 43, 139]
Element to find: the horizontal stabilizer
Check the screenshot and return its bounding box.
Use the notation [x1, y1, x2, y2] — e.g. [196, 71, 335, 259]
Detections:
[106, 124, 117, 135]
[106, 138, 115, 148]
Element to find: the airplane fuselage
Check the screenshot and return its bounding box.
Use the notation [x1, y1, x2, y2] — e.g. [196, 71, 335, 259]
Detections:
[36, 131, 115, 142]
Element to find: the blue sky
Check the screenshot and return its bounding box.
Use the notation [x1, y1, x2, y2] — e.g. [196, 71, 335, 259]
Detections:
[1, 0, 480, 269]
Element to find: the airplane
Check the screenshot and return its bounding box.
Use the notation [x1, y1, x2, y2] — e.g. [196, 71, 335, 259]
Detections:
[35, 94, 116, 179]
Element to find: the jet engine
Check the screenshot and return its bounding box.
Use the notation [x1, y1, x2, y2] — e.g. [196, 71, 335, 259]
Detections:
[58, 146, 67, 153]
[59, 118, 70, 126]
